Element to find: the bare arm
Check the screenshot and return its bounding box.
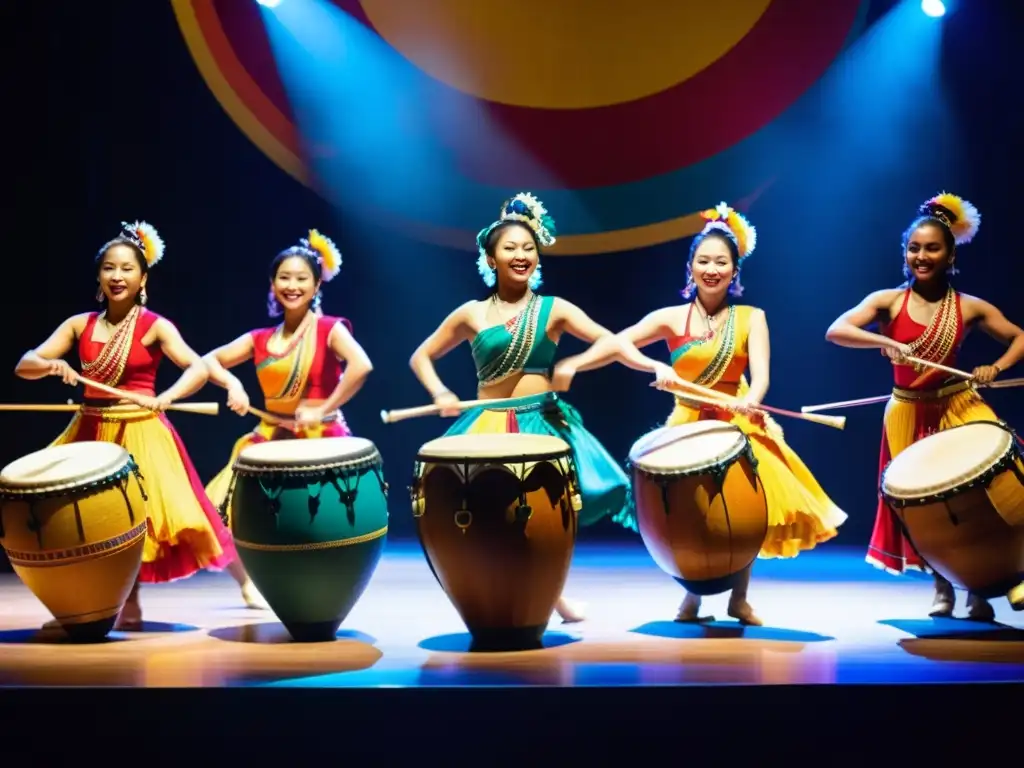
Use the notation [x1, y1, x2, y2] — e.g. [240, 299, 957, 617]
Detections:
[409, 302, 474, 399]
[971, 298, 1024, 374]
[744, 309, 770, 405]
[152, 319, 210, 401]
[14, 315, 86, 380]
[555, 303, 674, 379]
[202, 333, 255, 392]
[825, 290, 904, 351]
[316, 321, 374, 412]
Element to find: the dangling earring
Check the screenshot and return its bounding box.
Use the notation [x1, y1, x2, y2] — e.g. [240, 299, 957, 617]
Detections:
[139, 288, 148, 306]
[95, 287, 104, 303]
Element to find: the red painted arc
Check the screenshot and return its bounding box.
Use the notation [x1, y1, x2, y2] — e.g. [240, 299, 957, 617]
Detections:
[213, 0, 861, 188]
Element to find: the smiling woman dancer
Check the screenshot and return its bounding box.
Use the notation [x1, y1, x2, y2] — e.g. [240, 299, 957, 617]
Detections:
[826, 192, 1024, 620]
[203, 230, 373, 523]
[561, 203, 847, 625]
[14, 222, 264, 629]
[408, 193, 674, 623]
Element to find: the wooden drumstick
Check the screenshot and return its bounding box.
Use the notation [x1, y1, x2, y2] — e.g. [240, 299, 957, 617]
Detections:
[653, 381, 846, 430]
[74, 375, 219, 415]
[801, 376, 1024, 414]
[381, 394, 531, 424]
[246, 405, 293, 427]
[903, 355, 973, 380]
[0, 401, 219, 415]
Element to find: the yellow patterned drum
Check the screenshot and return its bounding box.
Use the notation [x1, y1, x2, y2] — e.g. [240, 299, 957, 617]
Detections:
[0, 442, 149, 640]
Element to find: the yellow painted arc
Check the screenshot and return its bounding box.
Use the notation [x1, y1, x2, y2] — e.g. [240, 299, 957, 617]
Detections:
[358, 0, 773, 109]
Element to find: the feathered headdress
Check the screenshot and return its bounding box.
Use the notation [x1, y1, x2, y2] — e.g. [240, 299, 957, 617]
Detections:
[300, 229, 342, 282]
[120, 221, 165, 267]
[919, 192, 981, 245]
[476, 192, 557, 290]
[697, 202, 757, 261]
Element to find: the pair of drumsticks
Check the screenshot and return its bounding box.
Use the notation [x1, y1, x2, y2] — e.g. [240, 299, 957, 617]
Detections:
[801, 355, 1024, 414]
[382, 379, 847, 429]
[381, 354, 1024, 430]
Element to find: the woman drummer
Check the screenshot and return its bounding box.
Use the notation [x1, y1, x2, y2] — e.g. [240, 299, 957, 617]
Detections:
[14, 221, 265, 629]
[562, 203, 848, 625]
[408, 192, 678, 623]
[826, 192, 1024, 620]
[202, 230, 373, 522]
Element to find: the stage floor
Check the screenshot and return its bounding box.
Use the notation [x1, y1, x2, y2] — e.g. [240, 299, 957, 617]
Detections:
[1, 541, 1022, 688]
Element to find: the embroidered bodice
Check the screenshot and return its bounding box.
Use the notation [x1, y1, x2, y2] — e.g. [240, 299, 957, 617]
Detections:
[471, 294, 558, 386]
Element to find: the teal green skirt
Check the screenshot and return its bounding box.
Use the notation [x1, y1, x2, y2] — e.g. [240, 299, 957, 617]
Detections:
[443, 393, 629, 528]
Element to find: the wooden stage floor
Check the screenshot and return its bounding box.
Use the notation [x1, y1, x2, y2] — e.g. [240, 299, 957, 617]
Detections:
[1, 540, 1022, 689]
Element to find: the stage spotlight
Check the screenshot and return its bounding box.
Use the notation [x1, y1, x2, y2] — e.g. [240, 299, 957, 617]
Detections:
[921, 0, 945, 17]
[256, 0, 282, 8]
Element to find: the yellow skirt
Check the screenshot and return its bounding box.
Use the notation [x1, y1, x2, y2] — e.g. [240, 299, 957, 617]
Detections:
[868, 384, 1014, 573]
[667, 394, 848, 560]
[51, 406, 235, 582]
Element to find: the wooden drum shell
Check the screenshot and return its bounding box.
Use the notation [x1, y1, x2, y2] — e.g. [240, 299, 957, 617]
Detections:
[230, 438, 389, 643]
[883, 426, 1024, 601]
[631, 428, 768, 596]
[412, 444, 579, 651]
[0, 445, 148, 641]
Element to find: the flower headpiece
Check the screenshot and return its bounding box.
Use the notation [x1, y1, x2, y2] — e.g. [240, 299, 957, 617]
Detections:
[697, 202, 757, 261]
[476, 192, 557, 290]
[119, 221, 165, 267]
[919, 192, 981, 246]
[299, 228, 342, 282]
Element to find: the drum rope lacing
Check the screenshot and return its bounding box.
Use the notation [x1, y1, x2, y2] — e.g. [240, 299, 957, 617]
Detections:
[222, 449, 387, 527]
[0, 457, 148, 542]
[409, 453, 580, 534]
[881, 421, 1023, 508]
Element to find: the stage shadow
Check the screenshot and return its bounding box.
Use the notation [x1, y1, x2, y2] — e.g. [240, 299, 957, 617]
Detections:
[0, 627, 129, 645]
[208, 622, 377, 646]
[125, 621, 200, 634]
[881, 618, 1024, 663]
[200, 623, 384, 685]
[880, 618, 1024, 641]
[418, 631, 579, 653]
[630, 621, 834, 643]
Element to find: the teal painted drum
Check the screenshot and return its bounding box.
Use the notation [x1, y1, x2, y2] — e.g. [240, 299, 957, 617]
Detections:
[229, 437, 389, 642]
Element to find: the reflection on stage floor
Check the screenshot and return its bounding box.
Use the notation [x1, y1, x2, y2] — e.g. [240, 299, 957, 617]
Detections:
[0, 542, 1021, 688]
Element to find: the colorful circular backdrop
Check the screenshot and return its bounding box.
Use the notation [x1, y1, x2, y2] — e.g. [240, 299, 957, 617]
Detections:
[172, 0, 870, 254]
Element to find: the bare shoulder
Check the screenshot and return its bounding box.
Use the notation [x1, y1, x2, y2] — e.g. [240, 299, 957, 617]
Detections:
[957, 292, 999, 319]
[867, 287, 905, 307]
[66, 312, 92, 336]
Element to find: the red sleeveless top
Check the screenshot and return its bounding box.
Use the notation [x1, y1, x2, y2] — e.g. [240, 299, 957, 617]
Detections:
[881, 289, 964, 389]
[79, 309, 163, 399]
[249, 315, 352, 402]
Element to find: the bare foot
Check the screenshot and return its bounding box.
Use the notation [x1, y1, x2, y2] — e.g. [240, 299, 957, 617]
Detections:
[929, 579, 955, 618]
[675, 593, 714, 623]
[965, 593, 995, 623]
[241, 580, 269, 610]
[115, 599, 143, 631]
[727, 598, 763, 626]
[555, 596, 586, 623]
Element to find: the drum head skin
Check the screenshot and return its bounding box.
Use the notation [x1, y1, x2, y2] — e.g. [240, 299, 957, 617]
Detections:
[883, 422, 1014, 499]
[234, 437, 378, 471]
[417, 433, 571, 462]
[0, 442, 130, 492]
[630, 420, 746, 475]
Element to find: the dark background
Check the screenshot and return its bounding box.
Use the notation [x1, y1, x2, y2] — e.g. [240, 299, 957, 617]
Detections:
[9, 1, 1022, 558]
